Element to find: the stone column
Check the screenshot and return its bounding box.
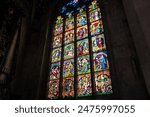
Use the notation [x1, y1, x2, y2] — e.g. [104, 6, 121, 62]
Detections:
[0, 19, 21, 99]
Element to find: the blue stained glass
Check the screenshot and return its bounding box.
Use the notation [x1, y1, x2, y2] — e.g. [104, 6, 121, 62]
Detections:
[60, 6, 67, 13]
[59, 0, 89, 15]
[67, 0, 79, 7]
[93, 51, 109, 72]
[77, 5, 86, 11]
[66, 11, 74, 16]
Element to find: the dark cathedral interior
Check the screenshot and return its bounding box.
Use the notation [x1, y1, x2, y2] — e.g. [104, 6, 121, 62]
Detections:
[0, 0, 150, 100]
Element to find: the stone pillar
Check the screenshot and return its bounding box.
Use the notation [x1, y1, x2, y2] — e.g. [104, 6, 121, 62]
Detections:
[0, 19, 20, 99]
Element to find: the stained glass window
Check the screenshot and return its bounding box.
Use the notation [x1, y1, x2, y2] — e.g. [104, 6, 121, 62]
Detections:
[62, 77, 74, 98]
[77, 25, 88, 40]
[63, 59, 74, 78]
[77, 39, 89, 56]
[64, 30, 74, 44]
[77, 74, 92, 97]
[65, 14, 74, 31]
[48, 0, 113, 99]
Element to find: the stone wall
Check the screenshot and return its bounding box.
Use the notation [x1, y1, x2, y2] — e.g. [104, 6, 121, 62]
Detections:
[122, 0, 150, 97]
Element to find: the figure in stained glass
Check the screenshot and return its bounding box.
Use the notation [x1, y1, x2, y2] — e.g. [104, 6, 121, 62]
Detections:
[89, 0, 97, 11]
[77, 74, 92, 97]
[48, 80, 59, 99]
[50, 62, 60, 80]
[52, 48, 61, 63]
[53, 35, 62, 48]
[92, 34, 106, 52]
[95, 70, 113, 94]
[64, 43, 74, 60]
[65, 17, 74, 31]
[90, 20, 103, 36]
[77, 25, 88, 40]
[77, 55, 90, 75]
[77, 39, 89, 56]
[62, 77, 74, 98]
[57, 16, 63, 24]
[63, 59, 74, 78]
[89, 8, 101, 22]
[77, 14, 87, 27]
[79, 8, 85, 15]
[54, 24, 63, 35]
[68, 13, 72, 20]
[93, 51, 109, 71]
[64, 30, 74, 44]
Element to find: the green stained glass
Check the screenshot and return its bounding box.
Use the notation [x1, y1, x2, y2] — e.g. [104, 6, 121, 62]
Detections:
[57, 16, 63, 24]
[90, 20, 104, 36]
[64, 43, 74, 60]
[89, 0, 98, 11]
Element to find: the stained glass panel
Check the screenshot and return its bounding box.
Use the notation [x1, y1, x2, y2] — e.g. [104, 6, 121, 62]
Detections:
[93, 51, 109, 72]
[51, 48, 61, 63]
[77, 39, 89, 56]
[50, 62, 60, 80]
[92, 34, 106, 52]
[53, 35, 62, 48]
[95, 70, 113, 95]
[65, 16, 74, 31]
[89, 0, 98, 11]
[56, 16, 63, 25]
[54, 23, 63, 36]
[64, 43, 74, 60]
[77, 74, 92, 97]
[63, 59, 74, 78]
[89, 8, 101, 23]
[90, 20, 103, 36]
[77, 55, 91, 75]
[77, 8, 86, 16]
[77, 25, 88, 40]
[64, 30, 74, 44]
[48, 80, 59, 99]
[77, 14, 87, 27]
[62, 77, 74, 98]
